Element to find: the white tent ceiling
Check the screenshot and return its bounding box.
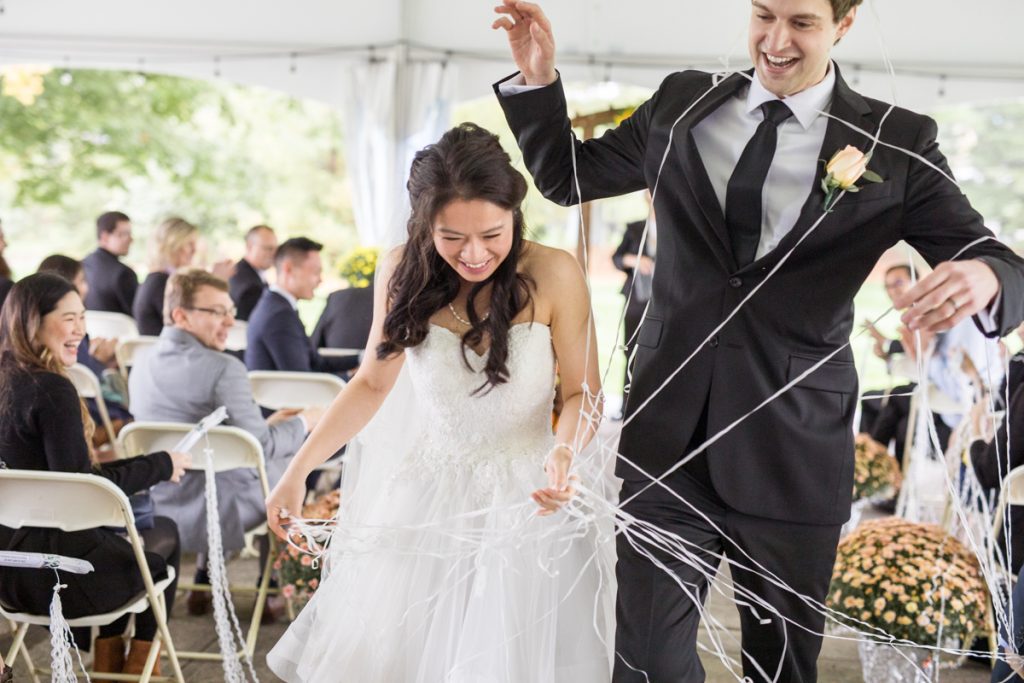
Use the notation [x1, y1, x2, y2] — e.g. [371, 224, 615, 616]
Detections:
[2, 0, 1024, 111]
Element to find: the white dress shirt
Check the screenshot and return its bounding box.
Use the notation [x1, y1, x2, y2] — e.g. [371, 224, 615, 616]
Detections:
[269, 284, 299, 311]
[691, 66, 834, 260]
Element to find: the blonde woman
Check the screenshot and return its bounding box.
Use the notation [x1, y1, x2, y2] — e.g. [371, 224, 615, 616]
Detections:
[132, 217, 234, 334]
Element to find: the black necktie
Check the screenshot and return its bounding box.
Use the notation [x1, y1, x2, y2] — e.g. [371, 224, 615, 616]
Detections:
[725, 100, 793, 266]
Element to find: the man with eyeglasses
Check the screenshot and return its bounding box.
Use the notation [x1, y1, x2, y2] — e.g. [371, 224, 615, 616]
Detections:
[128, 268, 323, 617]
[82, 211, 139, 316]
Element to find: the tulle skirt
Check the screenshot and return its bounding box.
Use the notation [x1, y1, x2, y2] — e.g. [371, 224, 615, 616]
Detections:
[267, 449, 615, 682]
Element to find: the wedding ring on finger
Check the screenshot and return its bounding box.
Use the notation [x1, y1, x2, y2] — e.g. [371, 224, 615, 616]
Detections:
[947, 296, 961, 312]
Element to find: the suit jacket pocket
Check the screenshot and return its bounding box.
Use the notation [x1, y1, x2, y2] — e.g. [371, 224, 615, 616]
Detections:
[636, 317, 664, 349]
[787, 352, 857, 395]
[834, 180, 894, 206]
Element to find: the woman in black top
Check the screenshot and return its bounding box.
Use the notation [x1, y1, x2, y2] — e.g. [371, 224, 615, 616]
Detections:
[0, 273, 190, 679]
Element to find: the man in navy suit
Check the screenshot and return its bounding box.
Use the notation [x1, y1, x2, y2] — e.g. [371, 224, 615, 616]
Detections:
[229, 224, 277, 321]
[245, 237, 358, 374]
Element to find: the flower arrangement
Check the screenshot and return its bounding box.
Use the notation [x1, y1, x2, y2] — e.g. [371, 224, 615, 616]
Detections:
[852, 434, 901, 501]
[275, 490, 340, 606]
[337, 246, 379, 288]
[828, 518, 989, 647]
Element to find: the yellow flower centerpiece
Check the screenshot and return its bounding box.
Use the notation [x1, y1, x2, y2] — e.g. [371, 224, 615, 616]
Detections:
[828, 518, 989, 649]
[337, 246, 379, 288]
[852, 434, 901, 501]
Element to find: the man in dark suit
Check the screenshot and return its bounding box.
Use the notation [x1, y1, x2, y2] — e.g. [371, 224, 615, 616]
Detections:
[245, 237, 358, 374]
[612, 217, 656, 409]
[82, 211, 138, 316]
[310, 283, 374, 351]
[493, 0, 1024, 680]
[229, 224, 277, 321]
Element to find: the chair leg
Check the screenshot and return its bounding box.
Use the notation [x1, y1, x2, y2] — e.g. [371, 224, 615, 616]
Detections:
[154, 595, 184, 683]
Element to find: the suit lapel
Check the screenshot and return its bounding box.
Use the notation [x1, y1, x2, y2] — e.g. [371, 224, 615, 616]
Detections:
[672, 71, 750, 273]
[743, 65, 875, 274]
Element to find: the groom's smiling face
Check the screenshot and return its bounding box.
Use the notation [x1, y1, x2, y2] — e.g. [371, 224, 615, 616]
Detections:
[749, 0, 857, 98]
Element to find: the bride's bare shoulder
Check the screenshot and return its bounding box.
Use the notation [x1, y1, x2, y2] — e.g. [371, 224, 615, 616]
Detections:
[520, 241, 583, 287]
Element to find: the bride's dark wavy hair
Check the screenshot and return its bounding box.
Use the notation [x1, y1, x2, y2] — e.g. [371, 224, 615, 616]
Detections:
[378, 123, 533, 393]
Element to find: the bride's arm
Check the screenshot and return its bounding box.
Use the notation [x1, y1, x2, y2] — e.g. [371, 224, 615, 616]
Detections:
[266, 248, 405, 538]
[533, 248, 603, 515]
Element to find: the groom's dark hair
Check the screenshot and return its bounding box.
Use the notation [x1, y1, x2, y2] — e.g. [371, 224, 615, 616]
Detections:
[829, 0, 863, 21]
[379, 122, 534, 394]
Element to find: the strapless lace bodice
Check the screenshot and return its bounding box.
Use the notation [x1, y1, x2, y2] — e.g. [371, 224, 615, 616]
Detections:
[396, 323, 556, 489]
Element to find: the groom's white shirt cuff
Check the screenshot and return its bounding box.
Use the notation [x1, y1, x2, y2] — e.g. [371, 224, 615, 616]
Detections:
[498, 73, 541, 95]
[976, 291, 1001, 335]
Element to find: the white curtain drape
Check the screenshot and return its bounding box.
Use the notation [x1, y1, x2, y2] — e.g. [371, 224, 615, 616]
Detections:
[340, 46, 455, 248]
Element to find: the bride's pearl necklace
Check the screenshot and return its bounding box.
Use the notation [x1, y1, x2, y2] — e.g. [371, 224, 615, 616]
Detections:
[448, 302, 489, 326]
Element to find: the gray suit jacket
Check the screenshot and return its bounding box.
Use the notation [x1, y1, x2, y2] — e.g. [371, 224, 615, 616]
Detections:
[129, 326, 306, 551]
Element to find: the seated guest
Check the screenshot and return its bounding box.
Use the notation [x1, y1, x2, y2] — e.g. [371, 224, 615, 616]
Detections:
[859, 264, 913, 433]
[129, 269, 322, 612]
[310, 246, 376, 351]
[37, 255, 131, 442]
[0, 273, 190, 679]
[82, 211, 138, 316]
[970, 382, 1024, 576]
[134, 217, 235, 336]
[230, 224, 277, 321]
[0, 219, 13, 313]
[246, 237, 358, 373]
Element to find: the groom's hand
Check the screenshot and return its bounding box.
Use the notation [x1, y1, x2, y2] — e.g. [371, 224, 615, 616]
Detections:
[492, 1, 557, 86]
[894, 260, 999, 334]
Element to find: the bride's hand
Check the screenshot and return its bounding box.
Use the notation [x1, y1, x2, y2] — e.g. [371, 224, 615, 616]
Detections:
[266, 474, 307, 541]
[532, 444, 577, 516]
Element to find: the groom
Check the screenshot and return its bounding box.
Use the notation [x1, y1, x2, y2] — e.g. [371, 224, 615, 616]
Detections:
[492, 0, 1024, 680]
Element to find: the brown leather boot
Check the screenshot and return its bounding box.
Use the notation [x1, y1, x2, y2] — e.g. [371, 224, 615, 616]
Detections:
[91, 636, 125, 683]
[124, 638, 161, 677]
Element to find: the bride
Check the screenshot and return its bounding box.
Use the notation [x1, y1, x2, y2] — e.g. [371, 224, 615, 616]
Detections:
[265, 123, 614, 682]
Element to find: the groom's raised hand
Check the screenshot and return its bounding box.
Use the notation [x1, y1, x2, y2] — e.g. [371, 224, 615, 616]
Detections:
[894, 260, 1000, 334]
[492, 1, 557, 86]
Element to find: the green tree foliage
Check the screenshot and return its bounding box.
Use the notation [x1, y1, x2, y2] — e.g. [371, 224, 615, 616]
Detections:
[0, 67, 355, 275]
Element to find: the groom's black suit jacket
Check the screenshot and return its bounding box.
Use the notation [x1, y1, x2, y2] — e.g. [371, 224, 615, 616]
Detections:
[496, 66, 1024, 525]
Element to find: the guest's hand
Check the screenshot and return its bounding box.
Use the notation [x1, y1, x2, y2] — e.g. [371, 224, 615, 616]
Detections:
[493, 1, 557, 86]
[532, 444, 577, 516]
[894, 260, 999, 334]
[168, 451, 192, 483]
[267, 408, 302, 427]
[636, 255, 654, 276]
[969, 400, 994, 443]
[899, 325, 934, 363]
[301, 406, 325, 432]
[89, 337, 118, 365]
[266, 475, 306, 541]
[210, 258, 236, 282]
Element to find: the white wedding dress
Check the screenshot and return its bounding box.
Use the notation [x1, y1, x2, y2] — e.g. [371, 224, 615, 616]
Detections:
[267, 323, 615, 682]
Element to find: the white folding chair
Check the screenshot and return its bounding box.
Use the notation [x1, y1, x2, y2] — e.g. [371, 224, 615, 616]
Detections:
[115, 335, 160, 383]
[117, 422, 274, 661]
[66, 363, 124, 458]
[85, 311, 139, 341]
[0, 470, 183, 682]
[247, 371, 345, 410]
[225, 321, 248, 352]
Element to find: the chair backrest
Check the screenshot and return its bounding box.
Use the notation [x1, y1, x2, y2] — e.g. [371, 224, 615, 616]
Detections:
[66, 363, 123, 457]
[66, 363, 101, 400]
[226, 320, 248, 352]
[115, 335, 160, 373]
[118, 421, 268, 495]
[0, 469, 133, 532]
[993, 464, 1024, 534]
[248, 371, 345, 410]
[84, 311, 139, 341]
